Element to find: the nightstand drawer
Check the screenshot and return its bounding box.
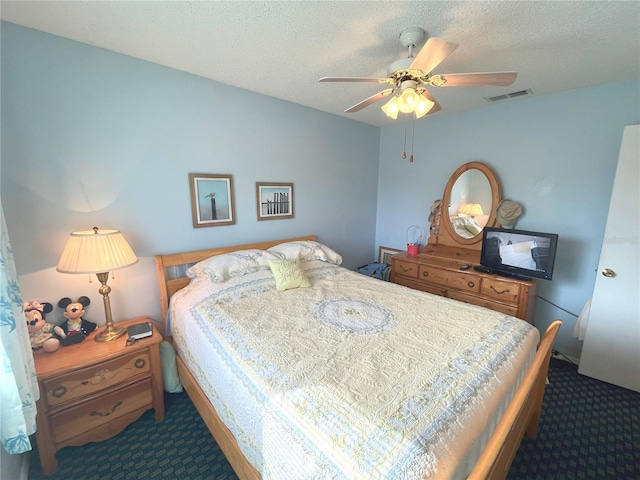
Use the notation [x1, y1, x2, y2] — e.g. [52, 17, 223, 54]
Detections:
[481, 278, 521, 304]
[394, 259, 419, 278]
[418, 265, 481, 293]
[50, 378, 152, 444]
[44, 350, 151, 407]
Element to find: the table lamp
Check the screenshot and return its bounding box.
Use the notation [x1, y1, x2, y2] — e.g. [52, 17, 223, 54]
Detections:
[57, 227, 138, 342]
[459, 203, 484, 217]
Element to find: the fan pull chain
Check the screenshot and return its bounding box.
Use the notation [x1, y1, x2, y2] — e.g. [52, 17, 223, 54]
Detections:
[402, 124, 407, 159]
[410, 123, 415, 162]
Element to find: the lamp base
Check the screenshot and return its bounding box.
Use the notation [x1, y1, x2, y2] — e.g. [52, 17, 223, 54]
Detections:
[95, 325, 126, 342]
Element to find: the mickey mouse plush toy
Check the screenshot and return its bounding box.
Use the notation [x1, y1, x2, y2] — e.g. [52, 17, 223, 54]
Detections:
[57, 296, 97, 345]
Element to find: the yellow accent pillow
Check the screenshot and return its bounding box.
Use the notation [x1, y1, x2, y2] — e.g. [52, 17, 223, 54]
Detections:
[268, 259, 311, 291]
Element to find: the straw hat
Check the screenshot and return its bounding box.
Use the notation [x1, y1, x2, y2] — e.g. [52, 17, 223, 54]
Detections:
[496, 199, 522, 228]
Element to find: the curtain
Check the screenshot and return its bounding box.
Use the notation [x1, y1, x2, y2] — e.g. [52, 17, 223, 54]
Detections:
[1, 204, 38, 454]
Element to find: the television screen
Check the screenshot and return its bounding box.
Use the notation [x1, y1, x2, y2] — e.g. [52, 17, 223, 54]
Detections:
[480, 227, 559, 280]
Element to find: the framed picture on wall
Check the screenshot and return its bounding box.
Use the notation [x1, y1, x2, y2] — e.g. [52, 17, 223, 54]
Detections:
[256, 182, 294, 221]
[189, 173, 236, 228]
[378, 246, 402, 264]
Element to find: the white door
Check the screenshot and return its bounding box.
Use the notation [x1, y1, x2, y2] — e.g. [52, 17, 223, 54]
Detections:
[578, 125, 640, 392]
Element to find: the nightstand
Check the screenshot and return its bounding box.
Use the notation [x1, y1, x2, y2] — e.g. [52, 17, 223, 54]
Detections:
[33, 317, 164, 474]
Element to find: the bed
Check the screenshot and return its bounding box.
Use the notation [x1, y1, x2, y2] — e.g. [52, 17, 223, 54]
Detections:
[156, 235, 560, 480]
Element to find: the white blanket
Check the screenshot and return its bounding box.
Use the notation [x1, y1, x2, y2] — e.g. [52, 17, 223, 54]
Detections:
[169, 260, 538, 479]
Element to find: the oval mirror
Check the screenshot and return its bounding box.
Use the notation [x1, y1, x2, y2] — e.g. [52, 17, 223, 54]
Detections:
[441, 162, 501, 246]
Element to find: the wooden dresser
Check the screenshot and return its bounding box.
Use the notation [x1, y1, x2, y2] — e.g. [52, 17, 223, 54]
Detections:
[391, 245, 538, 323]
[33, 317, 164, 474]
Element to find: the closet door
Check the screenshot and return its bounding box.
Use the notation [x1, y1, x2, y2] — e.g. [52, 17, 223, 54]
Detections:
[578, 125, 639, 392]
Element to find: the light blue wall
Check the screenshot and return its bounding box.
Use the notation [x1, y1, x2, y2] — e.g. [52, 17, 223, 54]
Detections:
[376, 79, 639, 359]
[2, 22, 638, 360]
[1, 22, 379, 322]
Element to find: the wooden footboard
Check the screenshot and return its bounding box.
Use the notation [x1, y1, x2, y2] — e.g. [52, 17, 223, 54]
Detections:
[156, 236, 561, 480]
[468, 320, 562, 479]
[176, 355, 260, 480]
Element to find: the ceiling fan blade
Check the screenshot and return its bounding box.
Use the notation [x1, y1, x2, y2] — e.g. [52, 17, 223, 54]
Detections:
[410, 37, 458, 73]
[319, 76, 392, 84]
[345, 88, 395, 113]
[419, 89, 442, 115]
[437, 71, 518, 87]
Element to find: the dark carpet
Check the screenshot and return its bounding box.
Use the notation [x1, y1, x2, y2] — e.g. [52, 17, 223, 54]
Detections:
[29, 359, 640, 479]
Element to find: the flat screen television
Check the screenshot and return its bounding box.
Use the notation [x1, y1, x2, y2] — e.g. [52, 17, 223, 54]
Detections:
[480, 227, 559, 280]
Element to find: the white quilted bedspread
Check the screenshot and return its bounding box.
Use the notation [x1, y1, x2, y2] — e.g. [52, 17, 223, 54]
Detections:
[169, 260, 539, 479]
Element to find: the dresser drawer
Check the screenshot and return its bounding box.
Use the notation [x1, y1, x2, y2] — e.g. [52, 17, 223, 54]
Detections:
[418, 265, 481, 294]
[44, 350, 151, 407]
[395, 276, 447, 297]
[481, 278, 521, 304]
[50, 378, 152, 444]
[447, 290, 519, 317]
[394, 259, 419, 279]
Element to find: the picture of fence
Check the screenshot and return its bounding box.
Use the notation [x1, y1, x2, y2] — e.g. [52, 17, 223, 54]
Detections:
[256, 182, 294, 220]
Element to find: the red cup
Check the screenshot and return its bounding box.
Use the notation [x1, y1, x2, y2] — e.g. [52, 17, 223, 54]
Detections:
[407, 243, 420, 255]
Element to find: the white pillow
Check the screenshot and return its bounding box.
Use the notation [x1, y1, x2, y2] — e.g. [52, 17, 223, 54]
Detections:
[187, 249, 280, 282]
[451, 217, 470, 236]
[267, 240, 342, 265]
[465, 219, 482, 235]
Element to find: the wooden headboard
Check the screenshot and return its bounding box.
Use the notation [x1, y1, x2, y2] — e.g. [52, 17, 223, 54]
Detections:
[155, 235, 316, 331]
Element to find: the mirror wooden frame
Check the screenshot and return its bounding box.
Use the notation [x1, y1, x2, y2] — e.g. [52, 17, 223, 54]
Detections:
[432, 161, 501, 249]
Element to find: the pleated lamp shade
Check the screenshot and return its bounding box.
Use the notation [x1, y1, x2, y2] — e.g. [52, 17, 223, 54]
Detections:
[459, 203, 484, 216]
[57, 228, 138, 274]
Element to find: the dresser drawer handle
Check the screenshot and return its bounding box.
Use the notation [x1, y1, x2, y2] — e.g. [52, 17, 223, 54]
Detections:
[467, 281, 475, 288]
[422, 271, 429, 277]
[52, 385, 67, 399]
[490, 285, 511, 295]
[400, 265, 413, 273]
[90, 400, 123, 417]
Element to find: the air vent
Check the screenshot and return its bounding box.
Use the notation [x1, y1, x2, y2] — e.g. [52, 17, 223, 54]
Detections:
[485, 89, 533, 102]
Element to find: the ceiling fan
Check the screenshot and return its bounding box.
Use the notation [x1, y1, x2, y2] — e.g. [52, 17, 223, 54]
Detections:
[319, 27, 517, 119]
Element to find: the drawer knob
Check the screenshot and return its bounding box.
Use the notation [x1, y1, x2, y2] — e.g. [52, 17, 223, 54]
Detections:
[490, 285, 510, 295]
[467, 281, 475, 288]
[135, 358, 146, 369]
[422, 271, 429, 277]
[90, 400, 123, 417]
[52, 385, 67, 399]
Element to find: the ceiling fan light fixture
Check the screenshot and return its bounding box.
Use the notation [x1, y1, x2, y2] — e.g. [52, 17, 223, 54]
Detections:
[381, 96, 400, 119]
[414, 91, 435, 118]
[398, 87, 419, 113]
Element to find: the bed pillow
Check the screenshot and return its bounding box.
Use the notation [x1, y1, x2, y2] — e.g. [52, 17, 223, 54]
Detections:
[268, 259, 311, 291]
[465, 219, 482, 236]
[451, 217, 471, 237]
[186, 249, 279, 282]
[159, 340, 183, 393]
[267, 240, 343, 265]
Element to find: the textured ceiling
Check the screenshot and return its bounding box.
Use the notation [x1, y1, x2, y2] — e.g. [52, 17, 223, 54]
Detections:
[1, 1, 639, 127]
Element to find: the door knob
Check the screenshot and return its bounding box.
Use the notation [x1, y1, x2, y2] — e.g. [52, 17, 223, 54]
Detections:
[601, 268, 616, 278]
